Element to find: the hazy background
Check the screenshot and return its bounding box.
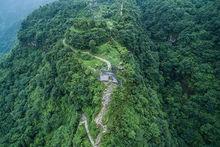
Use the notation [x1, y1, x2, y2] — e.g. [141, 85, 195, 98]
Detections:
[0, 0, 55, 55]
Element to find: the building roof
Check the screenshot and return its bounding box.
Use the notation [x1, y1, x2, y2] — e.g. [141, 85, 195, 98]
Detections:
[112, 77, 118, 83]
[99, 70, 118, 83]
[100, 75, 109, 81]
[101, 71, 114, 76]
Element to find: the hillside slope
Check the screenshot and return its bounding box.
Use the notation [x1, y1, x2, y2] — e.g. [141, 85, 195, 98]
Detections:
[0, 0, 219, 146]
[0, 0, 55, 55]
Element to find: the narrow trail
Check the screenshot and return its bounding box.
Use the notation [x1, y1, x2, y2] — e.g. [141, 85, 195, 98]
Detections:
[79, 114, 95, 147]
[94, 83, 116, 146]
[63, 39, 111, 70]
[63, 38, 116, 147]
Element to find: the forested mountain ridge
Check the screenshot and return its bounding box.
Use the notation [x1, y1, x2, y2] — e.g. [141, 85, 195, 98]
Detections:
[0, 0, 219, 146]
[0, 0, 55, 55]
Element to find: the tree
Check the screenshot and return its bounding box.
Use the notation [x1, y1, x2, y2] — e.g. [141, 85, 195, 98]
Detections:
[89, 40, 96, 52]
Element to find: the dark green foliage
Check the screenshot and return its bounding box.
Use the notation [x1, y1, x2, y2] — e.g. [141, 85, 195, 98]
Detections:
[141, 0, 220, 146]
[0, 0, 219, 146]
[0, 0, 55, 55]
[0, 1, 93, 146]
[66, 19, 111, 50]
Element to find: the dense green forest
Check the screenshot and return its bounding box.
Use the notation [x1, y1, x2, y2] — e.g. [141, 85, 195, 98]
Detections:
[0, 0, 55, 55]
[0, 0, 219, 146]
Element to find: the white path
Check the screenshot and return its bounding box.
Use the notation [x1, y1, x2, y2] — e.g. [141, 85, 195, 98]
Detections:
[63, 39, 111, 70]
[63, 38, 116, 147]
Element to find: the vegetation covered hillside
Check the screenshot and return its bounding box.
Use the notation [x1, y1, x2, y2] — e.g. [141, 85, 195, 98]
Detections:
[0, 0, 219, 146]
[0, 0, 55, 55]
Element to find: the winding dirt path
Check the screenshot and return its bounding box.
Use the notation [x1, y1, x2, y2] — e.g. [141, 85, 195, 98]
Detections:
[63, 39, 111, 70]
[94, 82, 116, 146]
[79, 114, 95, 147]
[63, 38, 116, 147]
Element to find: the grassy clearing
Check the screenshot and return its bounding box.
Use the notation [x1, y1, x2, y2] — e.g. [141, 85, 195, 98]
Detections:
[96, 41, 127, 66]
[78, 53, 104, 70]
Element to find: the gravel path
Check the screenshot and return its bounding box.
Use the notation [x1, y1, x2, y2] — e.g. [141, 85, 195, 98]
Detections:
[63, 38, 116, 147]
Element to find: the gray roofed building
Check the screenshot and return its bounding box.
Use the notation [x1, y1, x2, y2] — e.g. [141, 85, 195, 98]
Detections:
[99, 70, 118, 84]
